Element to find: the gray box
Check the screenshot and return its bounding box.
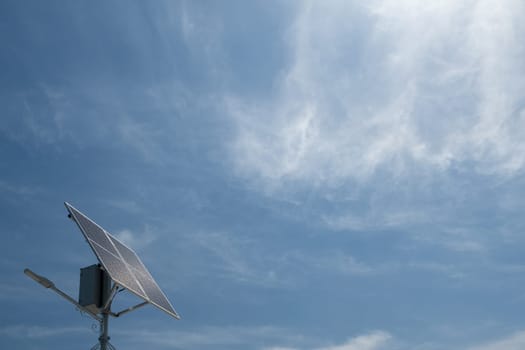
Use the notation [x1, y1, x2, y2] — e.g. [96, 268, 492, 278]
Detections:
[79, 264, 110, 314]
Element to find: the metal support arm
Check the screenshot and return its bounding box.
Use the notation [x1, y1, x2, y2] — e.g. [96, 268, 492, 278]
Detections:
[102, 283, 120, 312]
[110, 301, 149, 318]
[24, 268, 102, 322]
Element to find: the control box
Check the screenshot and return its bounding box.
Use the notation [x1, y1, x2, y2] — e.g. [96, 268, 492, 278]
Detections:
[79, 264, 111, 315]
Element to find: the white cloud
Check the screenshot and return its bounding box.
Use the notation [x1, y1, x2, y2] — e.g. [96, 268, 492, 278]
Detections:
[113, 325, 392, 350]
[261, 331, 392, 350]
[113, 227, 157, 250]
[260, 329, 525, 350]
[319, 331, 392, 350]
[227, 0, 525, 188]
[468, 330, 525, 350]
[106, 325, 525, 350]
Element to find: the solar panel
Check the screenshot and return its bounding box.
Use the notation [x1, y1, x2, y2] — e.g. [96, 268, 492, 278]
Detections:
[65, 202, 180, 319]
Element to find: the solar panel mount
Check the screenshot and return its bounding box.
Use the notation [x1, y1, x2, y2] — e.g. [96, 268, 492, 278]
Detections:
[24, 202, 181, 350]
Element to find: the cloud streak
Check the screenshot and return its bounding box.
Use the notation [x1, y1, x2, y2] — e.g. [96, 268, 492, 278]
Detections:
[262, 330, 393, 350]
[0, 324, 90, 338]
[468, 330, 525, 350]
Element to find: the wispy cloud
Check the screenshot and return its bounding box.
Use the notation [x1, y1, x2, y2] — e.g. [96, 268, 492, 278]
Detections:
[113, 227, 157, 251]
[116, 117, 170, 164]
[0, 180, 44, 197]
[186, 231, 390, 288]
[322, 208, 430, 232]
[0, 324, 90, 338]
[113, 326, 525, 350]
[184, 229, 479, 288]
[227, 0, 525, 187]
[188, 231, 284, 287]
[104, 198, 143, 213]
[283, 250, 376, 276]
[115, 325, 309, 350]
[0, 283, 41, 301]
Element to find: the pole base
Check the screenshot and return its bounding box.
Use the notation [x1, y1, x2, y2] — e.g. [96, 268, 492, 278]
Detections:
[90, 341, 116, 350]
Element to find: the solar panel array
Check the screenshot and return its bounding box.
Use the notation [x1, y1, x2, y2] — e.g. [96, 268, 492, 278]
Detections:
[64, 202, 180, 319]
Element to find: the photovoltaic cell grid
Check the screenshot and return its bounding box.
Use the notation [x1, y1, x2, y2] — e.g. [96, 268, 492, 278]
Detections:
[64, 202, 180, 319]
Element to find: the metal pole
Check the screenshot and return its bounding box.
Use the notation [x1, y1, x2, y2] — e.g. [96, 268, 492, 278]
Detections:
[99, 268, 112, 350]
[99, 312, 109, 350]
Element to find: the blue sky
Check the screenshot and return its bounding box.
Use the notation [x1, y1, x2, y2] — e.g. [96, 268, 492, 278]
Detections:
[2, 1, 525, 349]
